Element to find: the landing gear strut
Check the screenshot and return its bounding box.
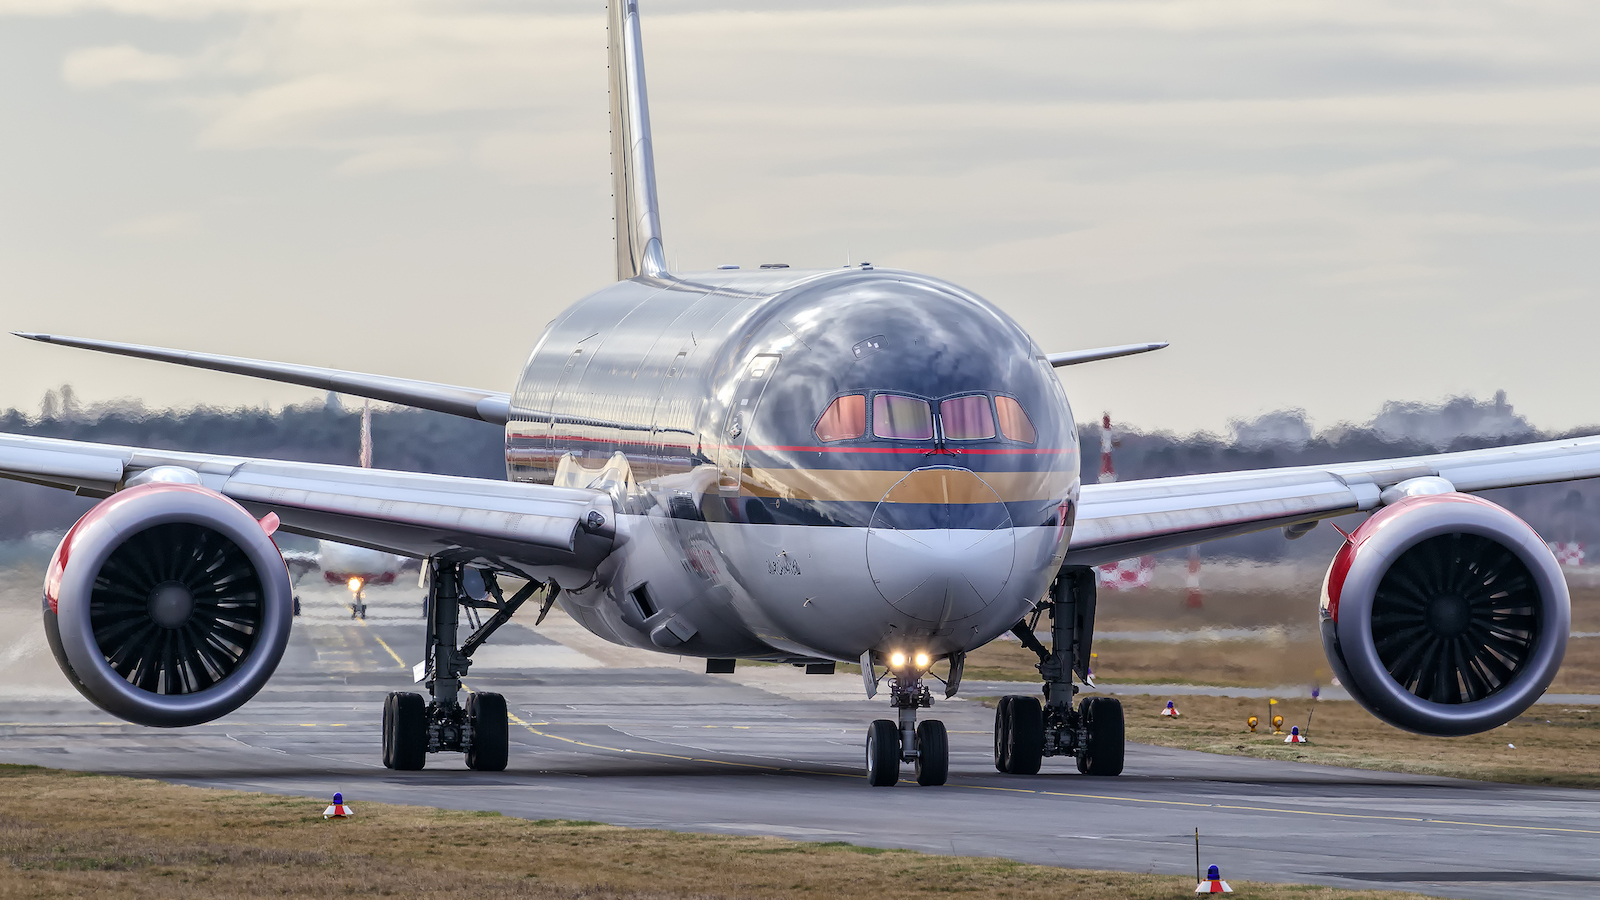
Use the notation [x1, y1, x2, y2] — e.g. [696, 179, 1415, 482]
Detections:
[995, 566, 1125, 776]
[862, 654, 954, 787]
[382, 560, 539, 772]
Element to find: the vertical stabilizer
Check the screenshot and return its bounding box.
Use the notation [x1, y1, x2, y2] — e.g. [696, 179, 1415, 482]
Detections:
[609, 0, 666, 280]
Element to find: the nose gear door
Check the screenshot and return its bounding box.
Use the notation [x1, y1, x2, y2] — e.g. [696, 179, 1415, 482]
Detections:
[718, 354, 780, 492]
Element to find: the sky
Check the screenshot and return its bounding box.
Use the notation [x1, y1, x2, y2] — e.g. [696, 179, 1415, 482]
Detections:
[1, 0, 1598, 435]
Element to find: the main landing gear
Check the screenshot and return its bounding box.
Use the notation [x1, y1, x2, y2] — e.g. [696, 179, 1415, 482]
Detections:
[995, 566, 1125, 777]
[861, 650, 962, 787]
[382, 559, 540, 772]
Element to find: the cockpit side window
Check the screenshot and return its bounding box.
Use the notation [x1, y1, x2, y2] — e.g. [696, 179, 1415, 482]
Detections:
[815, 394, 866, 442]
[939, 395, 996, 441]
[995, 395, 1036, 443]
[872, 394, 934, 440]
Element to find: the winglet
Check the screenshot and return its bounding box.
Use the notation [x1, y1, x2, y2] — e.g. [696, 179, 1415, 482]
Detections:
[1046, 341, 1168, 368]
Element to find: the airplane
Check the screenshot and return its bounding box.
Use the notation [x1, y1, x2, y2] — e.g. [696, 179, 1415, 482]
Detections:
[280, 401, 418, 619]
[3, 0, 1597, 786]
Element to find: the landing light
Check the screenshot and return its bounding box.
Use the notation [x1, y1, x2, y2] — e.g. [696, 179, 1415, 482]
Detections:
[889, 651, 906, 668]
[914, 652, 931, 669]
[347, 577, 363, 593]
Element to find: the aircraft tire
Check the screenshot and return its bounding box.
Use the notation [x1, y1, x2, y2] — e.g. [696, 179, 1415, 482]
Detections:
[866, 719, 900, 787]
[1006, 696, 1044, 775]
[915, 720, 948, 786]
[381, 692, 396, 768]
[1076, 697, 1125, 776]
[466, 692, 509, 772]
[994, 696, 1015, 773]
[389, 691, 428, 771]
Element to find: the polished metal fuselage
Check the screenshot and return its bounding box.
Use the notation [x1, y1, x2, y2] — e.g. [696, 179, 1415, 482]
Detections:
[507, 267, 1079, 663]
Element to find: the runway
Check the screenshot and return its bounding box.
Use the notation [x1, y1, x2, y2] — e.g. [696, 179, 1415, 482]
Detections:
[4, 583, 1600, 900]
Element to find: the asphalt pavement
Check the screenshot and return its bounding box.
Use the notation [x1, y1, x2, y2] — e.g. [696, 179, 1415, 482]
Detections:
[3, 582, 1599, 900]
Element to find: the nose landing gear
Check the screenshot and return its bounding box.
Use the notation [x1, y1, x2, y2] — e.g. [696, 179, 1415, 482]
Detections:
[995, 566, 1125, 776]
[862, 655, 952, 786]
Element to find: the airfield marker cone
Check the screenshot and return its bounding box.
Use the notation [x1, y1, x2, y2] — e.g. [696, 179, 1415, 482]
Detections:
[1162, 700, 1180, 718]
[1246, 715, 1258, 733]
[323, 792, 353, 818]
[1284, 726, 1306, 744]
[1196, 864, 1233, 893]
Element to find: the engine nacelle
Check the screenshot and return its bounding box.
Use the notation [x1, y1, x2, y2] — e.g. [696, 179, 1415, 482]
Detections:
[41, 481, 294, 727]
[1321, 492, 1569, 736]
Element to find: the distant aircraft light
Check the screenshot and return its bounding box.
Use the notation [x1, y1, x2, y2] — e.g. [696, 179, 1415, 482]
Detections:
[347, 577, 363, 592]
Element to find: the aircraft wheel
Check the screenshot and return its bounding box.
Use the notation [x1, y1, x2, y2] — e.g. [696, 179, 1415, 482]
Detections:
[992, 695, 1017, 771]
[915, 720, 948, 786]
[1076, 697, 1125, 776]
[466, 692, 509, 772]
[866, 719, 900, 787]
[1006, 696, 1044, 775]
[381, 692, 396, 768]
[386, 691, 427, 771]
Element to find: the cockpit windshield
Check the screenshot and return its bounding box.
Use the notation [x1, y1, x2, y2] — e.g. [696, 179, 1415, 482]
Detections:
[873, 394, 934, 440]
[814, 391, 1037, 444]
[939, 395, 996, 441]
[995, 396, 1036, 443]
[815, 394, 866, 441]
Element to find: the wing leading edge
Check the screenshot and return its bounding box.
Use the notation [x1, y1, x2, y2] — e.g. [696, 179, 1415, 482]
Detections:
[1068, 433, 1600, 567]
[0, 432, 615, 575]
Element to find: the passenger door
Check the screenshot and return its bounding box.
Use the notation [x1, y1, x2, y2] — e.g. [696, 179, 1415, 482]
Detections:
[718, 354, 780, 489]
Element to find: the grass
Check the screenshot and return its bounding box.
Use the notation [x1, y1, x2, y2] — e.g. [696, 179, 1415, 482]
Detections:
[966, 583, 1600, 692]
[0, 764, 1433, 899]
[974, 693, 1600, 790]
[963, 637, 1331, 687]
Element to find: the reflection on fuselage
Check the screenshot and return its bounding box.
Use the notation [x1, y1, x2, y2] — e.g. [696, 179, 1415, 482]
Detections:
[506, 268, 1080, 664]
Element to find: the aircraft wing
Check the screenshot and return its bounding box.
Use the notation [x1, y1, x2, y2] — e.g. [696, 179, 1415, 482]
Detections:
[1067, 433, 1600, 567]
[0, 433, 616, 574]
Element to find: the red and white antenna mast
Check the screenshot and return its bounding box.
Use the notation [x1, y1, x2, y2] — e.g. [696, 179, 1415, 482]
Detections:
[1098, 412, 1117, 484]
[359, 400, 373, 469]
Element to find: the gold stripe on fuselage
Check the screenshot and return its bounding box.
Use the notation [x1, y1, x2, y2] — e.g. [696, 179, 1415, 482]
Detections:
[740, 465, 1072, 503]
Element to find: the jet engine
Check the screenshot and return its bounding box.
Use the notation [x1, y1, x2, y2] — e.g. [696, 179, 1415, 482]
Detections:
[41, 478, 294, 727]
[1320, 491, 1569, 736]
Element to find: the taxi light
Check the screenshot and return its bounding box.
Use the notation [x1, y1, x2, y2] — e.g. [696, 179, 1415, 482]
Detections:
[889, 651, 906, 668]
[347, 577, 363, 592]
[914, 652, 931, 669]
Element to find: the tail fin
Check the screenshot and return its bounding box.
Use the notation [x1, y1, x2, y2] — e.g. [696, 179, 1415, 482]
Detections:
[608, 0, 667, 280]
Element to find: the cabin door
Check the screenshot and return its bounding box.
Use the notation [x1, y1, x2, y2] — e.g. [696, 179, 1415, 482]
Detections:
[719, 354, 780, 486]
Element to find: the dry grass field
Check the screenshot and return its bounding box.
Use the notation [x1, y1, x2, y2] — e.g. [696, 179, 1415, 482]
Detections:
[966, 582, 1600, 692]
[970, 693, 1600, 790]
[0, 765, 1432, 900]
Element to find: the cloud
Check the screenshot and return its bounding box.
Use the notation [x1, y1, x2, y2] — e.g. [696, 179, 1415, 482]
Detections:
[334, 138, 454, 176]
[107, 211, 199, 238]
[62, 44, 188, 87]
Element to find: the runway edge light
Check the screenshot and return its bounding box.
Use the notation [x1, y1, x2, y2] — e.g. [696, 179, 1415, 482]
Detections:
[1195, 864, 1233, 893]
[324, 792, 353, 819]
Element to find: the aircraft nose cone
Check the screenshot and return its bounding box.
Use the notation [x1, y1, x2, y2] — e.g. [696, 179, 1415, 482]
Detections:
[866, 466, 1016, 625]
